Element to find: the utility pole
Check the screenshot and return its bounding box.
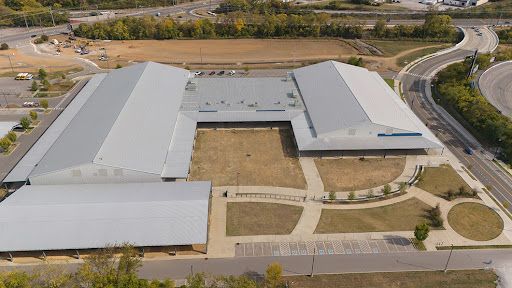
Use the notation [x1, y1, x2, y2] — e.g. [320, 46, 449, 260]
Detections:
[443, 244, 454, 273]
[49, 7, 56, 27]
[310, 246, 316, 277]
[200, 47, 203, 64]
[7, 55, 14, 73]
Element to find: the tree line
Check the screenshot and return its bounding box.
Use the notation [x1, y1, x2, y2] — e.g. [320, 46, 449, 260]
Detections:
[0, 244, 287, 288]
[497, 27, 512, 44]
[73, 13, 458, 41]
[435, 60, 512, 162]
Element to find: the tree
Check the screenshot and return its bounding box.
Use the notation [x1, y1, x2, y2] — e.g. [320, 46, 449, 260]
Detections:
[38, 68, 47, 80]
[399, 182, 407, 193]
[265, 262, 282, 288]
[6, 131, 16, 142]
[213, 275, 257, 288]
[347, 56, 364, 67]
[40, 99, 49, 109]
[29, 111, 38, 121]
[382, 183, 391, 196]
[40, 34, 49, 42]
[414, 223, 430, 242]
[0, 137, 12, 151]
[367, 188, 374, 198]
[31, 80, 38, 92]
[328, 191, 336, 201]
[20, 116, 31, 130]
[0, 43, 9, 50]
[372, 19, 387, 38]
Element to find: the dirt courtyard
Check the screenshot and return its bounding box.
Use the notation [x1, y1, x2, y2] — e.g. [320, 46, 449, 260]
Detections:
[189, 128, 307, 189]
[314, 157, 406, 191]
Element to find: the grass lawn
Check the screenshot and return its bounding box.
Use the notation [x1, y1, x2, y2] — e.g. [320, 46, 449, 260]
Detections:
[314, 157, 405, 192]
[416, 164, 472, 199]
[315, 197, 432, 233]
[226, 202, 303, 236]
[448, 203, 504, 241]
[397, 45, 450, 67]
[285, 270, 497, 288]
[365, 40, 449, 57]
[189, 128, 307, 189]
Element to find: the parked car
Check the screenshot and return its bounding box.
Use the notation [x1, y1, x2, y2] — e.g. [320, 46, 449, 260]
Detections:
[209, 71, 216, 75]
[228, 70, 236, 76]
[464, 146, 474, 155]
[217, 70, 225, 75]
[22, 101, 39, 108]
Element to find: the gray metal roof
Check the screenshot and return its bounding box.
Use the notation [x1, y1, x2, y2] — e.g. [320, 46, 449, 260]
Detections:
[30, 62, 189, 178]
[4, 74, 107, 182]
[181, 77, 303, 112]
[94, 62, 189, 174]
[0, 181, 211, 252]
[293, 61, 422, 135]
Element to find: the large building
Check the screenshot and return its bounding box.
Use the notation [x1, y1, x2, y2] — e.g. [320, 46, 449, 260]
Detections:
[0, 60, 441, 254]
[4, 60, 441, 186]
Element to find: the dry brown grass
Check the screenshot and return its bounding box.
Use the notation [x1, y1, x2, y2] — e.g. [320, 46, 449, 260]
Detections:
[226, 202, 303, 236]
[189, 128, 307, 189]
[314, 157, 406, 192]
[0, 49, 82, 75]
[416, 164, 472, 198]
[285, 270, 497, 288]
[448, 203, 504, 241]
[315, 197, 432, 233]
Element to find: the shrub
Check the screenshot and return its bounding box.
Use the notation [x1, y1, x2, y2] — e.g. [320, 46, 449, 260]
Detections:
[347, 56, 364, 67]
[29, 111, 38, 121]
[348, 191, 355, 200]
[31, 80, 38, 91]
[20, 116, 31, 130]
[40, 99, 49, 109]
[0, 43, 8, 50]
[39, 68, 48, 80]
[414, 222, 430, 242]
[382, 183, 391, 196]
[328, 191, 336, 201]
[41, 34, 49, 42]
[399, 182, 407, 193]
[367, 188, 374, 198]
[446, 189, 456, 201]
[115, 63, 123, 69]
[0, 137, 12, 151]
[428, 204, 443, 228]
[6, 131, 16, 142]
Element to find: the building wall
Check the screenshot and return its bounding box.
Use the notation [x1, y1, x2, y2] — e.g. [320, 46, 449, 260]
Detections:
[29, 163, 161, 185]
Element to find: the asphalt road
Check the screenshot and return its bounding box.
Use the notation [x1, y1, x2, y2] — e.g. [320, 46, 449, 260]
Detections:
[479, 61, 512, 118]
[400, 26, 512, 213]
[0, 79, 87, 182]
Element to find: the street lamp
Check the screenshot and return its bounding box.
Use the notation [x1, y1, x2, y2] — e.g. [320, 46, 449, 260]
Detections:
[310, 246, 316, 277]
[443, 244, 454, 273]
[493, 138, 502, 160]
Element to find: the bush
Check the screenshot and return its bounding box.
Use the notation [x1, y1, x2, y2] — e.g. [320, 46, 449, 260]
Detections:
[31, 80, 38, 92]
[414, 222, 430, 242]
[0, 137, 12, 151]
[6, 131, 16, 142]
[40, 99, 49, 109]
[367, 188, 374, 198]
[41, 34, 49, 42]
[115, 63, 123, 69]
[328, 191, 336, 201]
[347, 56, 364, 67]
[39, 68, 48, 80]
[399, 182, 407, 193]
[428, 204, 443, 228]
[348, 191, 355, 200]
[20, 117, 31, 130]
[382, 183, 391, 196]
[0, 43, 9, 50]
[29, 111, 38, 121]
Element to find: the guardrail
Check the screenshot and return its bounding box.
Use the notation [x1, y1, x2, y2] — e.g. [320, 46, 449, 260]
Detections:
[235, 193, 306, 202]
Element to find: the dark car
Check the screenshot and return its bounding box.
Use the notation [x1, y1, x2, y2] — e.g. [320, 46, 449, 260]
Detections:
[217, 70, 225, 75]
[30, 34, 37, 38]
[464, 147, 473, 155]
[209, 71, 216, 75]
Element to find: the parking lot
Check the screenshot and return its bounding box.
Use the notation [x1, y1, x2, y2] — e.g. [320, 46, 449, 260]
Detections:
[0, 77, 33, 106]
[235, 238, 417, 257]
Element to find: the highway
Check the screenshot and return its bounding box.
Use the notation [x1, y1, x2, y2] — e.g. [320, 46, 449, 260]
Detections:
[400, 26, 512, 213]
[479, 61, 512, 118]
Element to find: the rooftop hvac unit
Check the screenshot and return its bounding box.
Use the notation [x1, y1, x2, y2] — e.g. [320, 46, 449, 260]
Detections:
[185, 81, 197, 91]
[286, 72, 293, 81]
[288, 100, 296, 107]
[288, 91, 296, 98]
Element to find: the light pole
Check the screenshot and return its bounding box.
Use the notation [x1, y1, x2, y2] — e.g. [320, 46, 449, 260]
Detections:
[310, 246, 316, 277]
[493, 138, 502, 160]
[443, 244, 454, 273]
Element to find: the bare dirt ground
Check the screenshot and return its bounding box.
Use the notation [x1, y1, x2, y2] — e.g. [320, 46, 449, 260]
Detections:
[314, 157, 406, 191]
[0, 48, 82, 76]
[189, 128, 307, 189]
